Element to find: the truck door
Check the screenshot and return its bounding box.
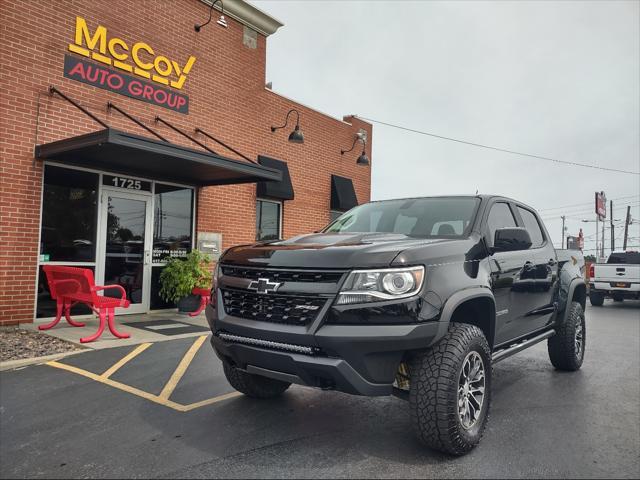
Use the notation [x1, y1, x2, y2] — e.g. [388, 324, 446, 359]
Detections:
[486, 201, 527, 345]
[510, 205, 558, 337]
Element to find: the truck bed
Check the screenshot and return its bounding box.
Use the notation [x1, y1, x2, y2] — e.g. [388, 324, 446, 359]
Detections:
[591, 251, 640, 297]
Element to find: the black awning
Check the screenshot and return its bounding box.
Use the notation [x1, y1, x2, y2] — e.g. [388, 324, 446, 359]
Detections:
[256, 155, 294, 200]
[34, 128, 281, 186]
[331, 175, 358, 211]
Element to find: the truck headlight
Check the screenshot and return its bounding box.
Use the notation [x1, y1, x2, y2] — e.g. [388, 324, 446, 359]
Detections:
[210, 263, 221, 305]
[335, 266, 425, 305]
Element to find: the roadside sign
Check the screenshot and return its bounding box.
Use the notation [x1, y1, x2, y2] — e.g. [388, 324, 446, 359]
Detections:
[595, 191, 606, 220]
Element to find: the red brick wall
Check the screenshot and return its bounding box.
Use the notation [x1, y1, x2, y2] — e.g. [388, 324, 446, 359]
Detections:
[0, 0, 371, 324]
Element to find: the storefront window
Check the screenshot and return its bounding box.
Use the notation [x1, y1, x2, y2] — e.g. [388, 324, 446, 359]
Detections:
[150, 266, 175, 310]
[256, 199, 281, 241]
[40, 165, 99, 262]
[153, 184, 194, 262]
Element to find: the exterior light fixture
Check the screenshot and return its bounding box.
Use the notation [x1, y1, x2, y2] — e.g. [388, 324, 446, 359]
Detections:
[271, 109, 304, 144]
[195, 0, 227, 31]
[341, 134, 370, 166]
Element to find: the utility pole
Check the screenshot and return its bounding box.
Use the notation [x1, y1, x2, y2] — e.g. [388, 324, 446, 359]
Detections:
[595, 215, 599, 258]
[623, 205, 631, 250]
[561, 215, 566, 249]
[610, 200, 615, 253]
[601, 215, 605, 259]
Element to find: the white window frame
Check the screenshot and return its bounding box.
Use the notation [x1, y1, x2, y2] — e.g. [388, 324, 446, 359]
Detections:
[256, 198, 283, 241]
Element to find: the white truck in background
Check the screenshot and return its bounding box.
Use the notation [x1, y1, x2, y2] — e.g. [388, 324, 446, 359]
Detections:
[589, 251, 640, 306]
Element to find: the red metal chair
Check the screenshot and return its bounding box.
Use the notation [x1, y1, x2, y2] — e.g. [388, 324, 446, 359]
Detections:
[41, 265, 131, 343]
[189, 287, 211, 317]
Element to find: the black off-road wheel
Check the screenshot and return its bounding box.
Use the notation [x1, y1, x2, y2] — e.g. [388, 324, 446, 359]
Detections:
[612, 294, 624, 302]
[589, 292, 604, 306]
[548, 301, 586, 371]
[409, 323, 491, 456]
[223, 362, 290, 398]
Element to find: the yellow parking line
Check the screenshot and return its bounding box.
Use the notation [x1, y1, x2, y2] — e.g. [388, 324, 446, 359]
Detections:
[47, 360, 185, 411]
[158, 335, 207, 401]
[100, 343, 152, 380]
[181, 391, 243, 411]
[46, 335, 239, 412]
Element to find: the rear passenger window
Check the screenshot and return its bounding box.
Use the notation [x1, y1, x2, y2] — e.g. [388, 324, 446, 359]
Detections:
[517, 207, 545, 248]
[608, 252, 640, 264]
[487, 202, 517, 241]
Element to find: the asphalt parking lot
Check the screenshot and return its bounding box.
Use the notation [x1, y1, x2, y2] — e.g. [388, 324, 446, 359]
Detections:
[1, 302, 638, 479]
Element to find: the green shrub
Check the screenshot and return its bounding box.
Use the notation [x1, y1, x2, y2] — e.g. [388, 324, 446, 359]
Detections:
[159, 250, 212, 304]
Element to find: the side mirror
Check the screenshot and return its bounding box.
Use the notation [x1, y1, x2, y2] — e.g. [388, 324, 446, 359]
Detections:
[493, 227, 532, 252]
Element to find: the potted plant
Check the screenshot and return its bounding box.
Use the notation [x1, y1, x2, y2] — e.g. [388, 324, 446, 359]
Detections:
[159, 249, 212, 313]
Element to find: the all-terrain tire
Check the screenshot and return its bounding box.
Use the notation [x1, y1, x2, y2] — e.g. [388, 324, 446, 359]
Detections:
[223, 362, 290, 398]
[548, 301, 585, 371]
[589, 292, 604, 306]
[408, 323, 492, 456]
[612, 294, 624, 302]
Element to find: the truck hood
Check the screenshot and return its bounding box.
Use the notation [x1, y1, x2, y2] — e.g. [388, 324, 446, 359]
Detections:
[220, 232, 464, 269]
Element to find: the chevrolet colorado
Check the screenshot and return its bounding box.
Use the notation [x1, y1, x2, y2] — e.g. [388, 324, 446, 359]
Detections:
[206, 195, 587, 455]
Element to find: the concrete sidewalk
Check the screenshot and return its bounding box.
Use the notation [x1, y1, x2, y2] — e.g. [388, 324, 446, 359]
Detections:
[24, 310, 211, 350]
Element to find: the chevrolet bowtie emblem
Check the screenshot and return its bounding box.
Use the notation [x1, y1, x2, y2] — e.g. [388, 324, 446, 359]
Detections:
[248, 278, 282, 294]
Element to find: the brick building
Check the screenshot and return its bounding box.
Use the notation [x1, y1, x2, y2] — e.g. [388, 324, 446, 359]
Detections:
[0, 0, 372, 324]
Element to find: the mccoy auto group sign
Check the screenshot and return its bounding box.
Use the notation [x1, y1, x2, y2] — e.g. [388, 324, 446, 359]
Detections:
[64, 16, 195, 113]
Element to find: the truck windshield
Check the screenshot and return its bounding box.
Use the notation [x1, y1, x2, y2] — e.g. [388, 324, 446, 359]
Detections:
[324, 197, 480, 238]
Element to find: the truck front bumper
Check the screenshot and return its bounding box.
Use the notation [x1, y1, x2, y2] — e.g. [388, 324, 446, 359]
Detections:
[206, 304, 445, 396]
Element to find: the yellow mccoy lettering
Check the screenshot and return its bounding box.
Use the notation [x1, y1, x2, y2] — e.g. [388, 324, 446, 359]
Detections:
[68, 16, 196, 90]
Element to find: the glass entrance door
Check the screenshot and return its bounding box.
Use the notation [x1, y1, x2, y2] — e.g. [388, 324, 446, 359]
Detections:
[98, 189, 152, 314]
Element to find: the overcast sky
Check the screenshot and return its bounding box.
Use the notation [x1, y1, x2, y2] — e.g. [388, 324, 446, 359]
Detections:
[253, 0, 640, 254]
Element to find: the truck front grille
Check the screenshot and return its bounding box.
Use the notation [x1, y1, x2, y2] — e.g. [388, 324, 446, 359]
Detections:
[221, 265, 344, 283]
[221, 288, 327, 325]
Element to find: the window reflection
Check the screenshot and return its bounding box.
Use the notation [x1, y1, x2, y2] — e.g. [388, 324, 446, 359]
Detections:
[329, 210, 343, 223]
[151, 266, 175, 309]
[104, 196, 146, 304]
[153, 184, 194, 262]
[40, 166, 98, 262]
[256, 199, 281, 241]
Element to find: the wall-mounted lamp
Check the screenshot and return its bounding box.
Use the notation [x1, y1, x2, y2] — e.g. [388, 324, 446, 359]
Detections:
[271, 109, 304, 144]
[341, 133, 369, 166]
[195, 0, 227, 31]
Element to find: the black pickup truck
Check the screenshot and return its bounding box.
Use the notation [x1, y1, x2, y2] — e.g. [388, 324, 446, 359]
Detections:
[206, 195, 587, 455]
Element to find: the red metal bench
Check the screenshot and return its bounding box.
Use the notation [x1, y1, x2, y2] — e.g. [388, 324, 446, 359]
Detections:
[41, 265, 131, 343]
[189, 287, 211, 317]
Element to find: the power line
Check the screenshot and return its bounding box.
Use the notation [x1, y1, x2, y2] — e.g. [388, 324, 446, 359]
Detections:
[538, 194, 640, 212]
[358, 115, 640, 175]
[547, 201, 640, 217]
[582, 245, 639, 253]
[542, 202, 640, 221]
